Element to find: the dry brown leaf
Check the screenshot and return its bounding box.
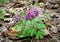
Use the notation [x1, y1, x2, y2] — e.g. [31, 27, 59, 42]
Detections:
[8, 28, 17, 36]
[43, 28, 50, 35]
[45, 21, 51, 27]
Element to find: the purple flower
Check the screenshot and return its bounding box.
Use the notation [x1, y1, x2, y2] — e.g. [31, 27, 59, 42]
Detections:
[32, 7, 39, 16]
[25, 7, 39, 20]
[14, 14, 20, 23]
[25, 9, 31, 20]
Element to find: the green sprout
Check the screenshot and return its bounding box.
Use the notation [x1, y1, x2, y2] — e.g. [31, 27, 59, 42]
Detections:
[45, 13, 50, 19]
[0, 9, 5, 19]
[34, 2, 40, 6]
[10, 11, 15, 16]
[0, 0, 9, 4]
[19, 10, 25, 16]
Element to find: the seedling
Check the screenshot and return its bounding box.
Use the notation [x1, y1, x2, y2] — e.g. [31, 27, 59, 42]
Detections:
[9, 11, 15, 16]
[34, 2, 40, 6]
[45, 13, 50, 19]
[19, 10, 25, 16]
[0, 0, 9, 4]
[0, 9, 5, 19]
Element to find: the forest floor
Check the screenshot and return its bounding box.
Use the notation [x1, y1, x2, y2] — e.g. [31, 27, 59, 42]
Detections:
[0, 0, 60, 42]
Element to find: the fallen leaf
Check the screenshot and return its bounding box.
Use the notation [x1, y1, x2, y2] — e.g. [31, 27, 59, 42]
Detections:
[43, 28, 50, 35]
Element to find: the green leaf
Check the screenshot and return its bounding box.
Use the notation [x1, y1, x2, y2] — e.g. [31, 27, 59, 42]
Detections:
[0, 16, 4, 19]
[20, 10, 25, 16]
[40, 34, 44, 39]
[45, 14, 50, 19]
[39, 18, 43, 23]
[36, 31, 41, 39]
[26, 20, 31, 26]
[18, 35, 25, 38]
[37, 24, 42, 29]
[36, 31, 44, 39]
[10, 11, 15, 16]
[36, 23, 46, 29]
[34, 23, 41, 29]
[33, 18, 43, 23]
[20, 19, 25, 24]
[14, 25, 19, 29]
[0, 0, 9, 4]
[13, 19, 26, 31]
[17, 28, 27, 38]
[17, 34, 25, 38]
[40, 30, 45, 35]
[27, 28, 36, 36]
[0, 9, 4, 19]
[33, 18, 40, 22]
[34, 2, 40, 6]
[0, 9, 4, 14]
[33, 22, 46, 30]
[22, 28, 28, 35]
[40, 24, 46, 28]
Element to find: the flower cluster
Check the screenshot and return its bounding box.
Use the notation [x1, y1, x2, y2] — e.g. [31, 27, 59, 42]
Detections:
[25, 7, 39, 20]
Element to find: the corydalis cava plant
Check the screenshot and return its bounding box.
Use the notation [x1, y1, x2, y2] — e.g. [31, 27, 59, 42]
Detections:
[13, 18, 46, 39]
